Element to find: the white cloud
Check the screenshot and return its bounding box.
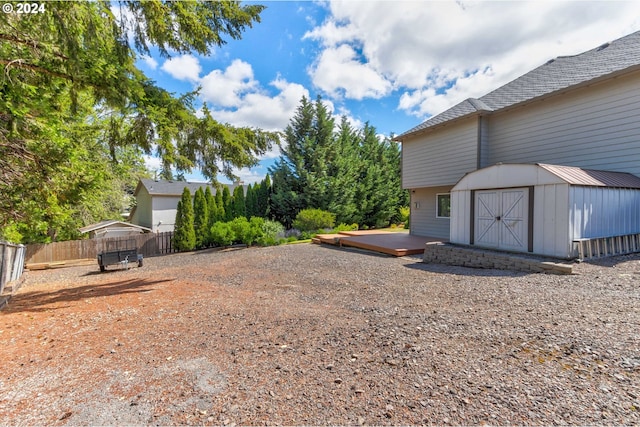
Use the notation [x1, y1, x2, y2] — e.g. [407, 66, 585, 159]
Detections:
[200, 59, 258, 108]
[306, 0, 640, 118]
[141, 55, 158, 70]
[208, 76, 309, 131]
[161, 54, 202, 82]
[308, 44, 392, 100]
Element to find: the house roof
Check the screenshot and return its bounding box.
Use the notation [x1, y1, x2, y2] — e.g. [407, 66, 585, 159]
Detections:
[396, 30, 640, 140]
[133, 178, 245, 197]
[79, 220, 152, 234]
[538, 164, 640, 189]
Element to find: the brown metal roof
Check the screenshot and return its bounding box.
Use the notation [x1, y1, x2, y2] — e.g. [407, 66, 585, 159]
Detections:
[538, 164, 640, 189]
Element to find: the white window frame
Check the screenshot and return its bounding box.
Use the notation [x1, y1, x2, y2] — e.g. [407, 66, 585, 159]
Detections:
[436, 193, 451, 218]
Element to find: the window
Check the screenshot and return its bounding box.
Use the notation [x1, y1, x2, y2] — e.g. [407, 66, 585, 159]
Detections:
[436, 193, 450, 218]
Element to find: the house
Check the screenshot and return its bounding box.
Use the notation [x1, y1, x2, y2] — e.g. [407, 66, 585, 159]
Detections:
[394, 30, 640, 258]
[129, 179, 243, 233]
[78, 220, 152, 239]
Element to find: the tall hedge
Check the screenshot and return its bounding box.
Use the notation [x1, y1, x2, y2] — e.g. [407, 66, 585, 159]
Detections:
[173, 187, 196, 251]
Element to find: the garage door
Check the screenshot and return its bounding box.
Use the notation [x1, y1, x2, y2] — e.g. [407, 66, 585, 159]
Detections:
[475, 188, 529, 252]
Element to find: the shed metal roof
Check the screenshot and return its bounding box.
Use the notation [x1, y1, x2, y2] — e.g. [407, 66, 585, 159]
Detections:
[396, 30, 640, 139]
[538, 164, 640, 189]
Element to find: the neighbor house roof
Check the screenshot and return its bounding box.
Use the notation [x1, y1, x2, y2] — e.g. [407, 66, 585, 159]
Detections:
[396, 30, 640, 140]
[79, 220, 152, 234]
[133, 179, 223, 197]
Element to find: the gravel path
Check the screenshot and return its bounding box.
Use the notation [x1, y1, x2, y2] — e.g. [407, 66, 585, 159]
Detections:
[1, 243, 639, 425]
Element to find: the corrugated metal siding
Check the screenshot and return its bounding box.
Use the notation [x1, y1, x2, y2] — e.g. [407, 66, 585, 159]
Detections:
[569, 187, 640, 239]
[410, 187, 452, 238]
[487, 73, 640, 175]
[402, 117, 478, 188]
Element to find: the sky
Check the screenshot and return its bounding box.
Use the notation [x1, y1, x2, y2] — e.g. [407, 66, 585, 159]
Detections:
[136, 0, 640, 184]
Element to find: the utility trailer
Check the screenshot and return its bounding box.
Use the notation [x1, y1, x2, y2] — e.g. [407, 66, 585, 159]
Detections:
[97, 238, 143, 272]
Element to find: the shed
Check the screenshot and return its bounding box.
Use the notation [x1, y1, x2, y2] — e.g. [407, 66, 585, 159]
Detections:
[450, 163, 640, 259]
[79, 220, 152, 239]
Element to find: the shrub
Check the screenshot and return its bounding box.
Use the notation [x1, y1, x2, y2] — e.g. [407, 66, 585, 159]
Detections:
[173, 189, 196, 251]
[292, 208, 335, 232]
[399, 206, 410, 224]
[333, 223, 358, 232]
[210, 221, 235, 246]
[259, 220, 285, 246]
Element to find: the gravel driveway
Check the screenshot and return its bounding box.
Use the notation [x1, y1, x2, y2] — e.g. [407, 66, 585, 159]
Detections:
[1, 243, 639, 425]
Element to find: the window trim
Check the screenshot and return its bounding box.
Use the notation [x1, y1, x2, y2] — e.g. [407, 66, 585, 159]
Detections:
[436, 193, 451, 219]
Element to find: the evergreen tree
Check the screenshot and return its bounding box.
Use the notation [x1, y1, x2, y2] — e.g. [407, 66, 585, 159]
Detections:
[193, 187, 209, 249]
[256, 175, 271, 218]
[204, 186, 217, 246]
[268, 96, 335, 226]
[222, 186, 232, 221]
[214, 185, 226, 222]
[173, 188, 196, 251]
[245, 184, 257, 218]
[269, 96, 405, 229]
[0, 1, 276, 238]
[231, 185, 246, 219]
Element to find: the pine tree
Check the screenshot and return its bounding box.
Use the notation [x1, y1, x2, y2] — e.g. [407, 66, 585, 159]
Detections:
[231, 185, 246, 219]
[222, 186, 232, 221]
[204, 186, 217, 246]
[214, 185, 225, 222]
[193, 187, 209, 249]
[256, 175, 271, 218]
[173, 188, 196, 251]
[245, 184, 256, 218]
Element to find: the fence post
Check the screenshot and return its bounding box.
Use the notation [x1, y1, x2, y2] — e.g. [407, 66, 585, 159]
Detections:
[0, 242, 6, 295]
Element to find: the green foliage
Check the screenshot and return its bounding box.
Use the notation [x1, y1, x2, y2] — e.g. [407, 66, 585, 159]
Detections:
[0, 1, 276, 241]
[209, 221, 235, 247]
[173, 188, 196, 251]
[269, 96, 405, 229]
[256, 175, 271, 219]
[231, 185, 246, 219]
[222, 186, 232, 221]
[193, 187, 209, 249]
[333, 223, 359, 232]
[228, 216, 264, 245]
[258, 219, 285, 246]
[292, 209, 335, 232]
[399, 206, 410, 225]
[214, 186, 225, 223]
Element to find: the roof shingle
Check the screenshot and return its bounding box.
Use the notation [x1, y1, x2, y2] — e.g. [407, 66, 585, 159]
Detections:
[397, 31, 640, 139]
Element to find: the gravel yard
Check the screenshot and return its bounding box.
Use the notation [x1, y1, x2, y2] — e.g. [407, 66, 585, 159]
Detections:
[1, 243, 639, 425]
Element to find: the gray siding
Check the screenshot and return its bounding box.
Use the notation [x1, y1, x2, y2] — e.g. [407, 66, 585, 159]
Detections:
[487, 71, 640, 175]
[410, 186, 452, 238]
[402, 117, 478, 188]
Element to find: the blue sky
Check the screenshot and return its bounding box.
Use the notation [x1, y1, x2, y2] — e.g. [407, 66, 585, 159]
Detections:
[135, 0, 640, 184]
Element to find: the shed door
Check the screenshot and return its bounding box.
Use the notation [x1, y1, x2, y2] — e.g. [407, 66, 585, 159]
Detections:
[475, 188, 529, 252]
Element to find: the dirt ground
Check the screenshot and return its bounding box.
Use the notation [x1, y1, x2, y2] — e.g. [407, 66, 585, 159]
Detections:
[1, 243, 639, 425]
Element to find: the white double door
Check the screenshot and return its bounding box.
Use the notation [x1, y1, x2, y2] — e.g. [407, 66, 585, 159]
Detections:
[475, 188, 529, 252]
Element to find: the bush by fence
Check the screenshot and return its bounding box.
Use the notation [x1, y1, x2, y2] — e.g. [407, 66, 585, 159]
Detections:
[1, 242, 26, 295]
[25, 232, 177, 265]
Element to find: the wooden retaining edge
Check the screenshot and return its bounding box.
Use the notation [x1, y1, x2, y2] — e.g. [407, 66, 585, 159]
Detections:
[26, 258, 95, 271]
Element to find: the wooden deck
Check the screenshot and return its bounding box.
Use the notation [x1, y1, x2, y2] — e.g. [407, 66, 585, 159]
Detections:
[314, 230, 443, 257]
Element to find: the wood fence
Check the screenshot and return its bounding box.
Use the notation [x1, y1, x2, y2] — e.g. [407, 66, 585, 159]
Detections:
[25, 232, 176, 265]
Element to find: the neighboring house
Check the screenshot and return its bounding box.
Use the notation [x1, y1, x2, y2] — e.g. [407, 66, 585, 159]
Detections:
[394, 30, 640, 258]
[79, 220, 152, 239]
[129, 179, 243, 233]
